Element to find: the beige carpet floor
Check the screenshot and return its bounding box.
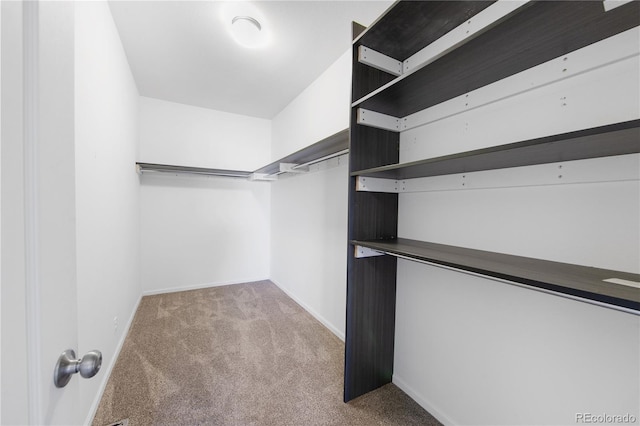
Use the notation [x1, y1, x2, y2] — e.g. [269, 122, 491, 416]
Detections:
[92, 280, 441, 426]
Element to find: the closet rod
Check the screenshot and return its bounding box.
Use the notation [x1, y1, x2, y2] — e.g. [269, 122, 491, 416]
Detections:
[136, 162, 252, 178]
[269, 148, 350, 177]
[386, 251, 640, 316]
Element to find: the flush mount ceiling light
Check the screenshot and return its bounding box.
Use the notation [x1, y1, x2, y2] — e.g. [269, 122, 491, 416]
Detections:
[230, 15, 264, 48]
[232, 16, 261, 32]
[219, 2, 271, 49]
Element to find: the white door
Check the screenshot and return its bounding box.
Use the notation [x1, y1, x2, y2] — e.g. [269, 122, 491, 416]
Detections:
[2, 2, 84, 424]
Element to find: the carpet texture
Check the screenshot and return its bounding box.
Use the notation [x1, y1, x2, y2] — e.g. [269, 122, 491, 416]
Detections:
[92, 280, 441, 425]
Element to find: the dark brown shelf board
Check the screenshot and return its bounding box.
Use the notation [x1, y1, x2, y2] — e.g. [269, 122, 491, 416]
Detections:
[351, 120, 640, 180]
[253, 128, 349, 175]
[352, 238, 640, 312]
[354, 1, 640, 118]
[354, 1, 495, 60]
[136, 162, 252, 178]
[138, 128, 349, 180]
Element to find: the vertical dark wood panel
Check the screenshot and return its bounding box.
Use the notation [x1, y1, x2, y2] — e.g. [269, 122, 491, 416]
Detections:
[349, 108, 399, 172]
[352, 43, 397, 105]
[344, 254, 397, 402]
[345, 27, 401, 401]
[351, 190, 398, 241]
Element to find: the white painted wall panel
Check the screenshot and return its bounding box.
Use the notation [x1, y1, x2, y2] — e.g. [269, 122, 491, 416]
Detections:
[74, 2, 141, 423]
[138, 97, 272, 294]
[270, 158, 349, 339]
[271, 50, 351, 161]
[394, 260, 640, 426]
[140, 174, 270, 294]
[398, 180, 640, 273]
[393, 24, 640, 426]
[269, 49, 351, 338]
[139, 96, 271, 171]
[0, 6, 3, 420]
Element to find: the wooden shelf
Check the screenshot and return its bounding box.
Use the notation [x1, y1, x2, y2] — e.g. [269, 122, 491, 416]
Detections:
[354, 1, 495, 62]
[353, 1, 639, 117]
[253, 128, 349, 176]
[352, 120, 640, 180]
[137, 128, 349, 180]
[136, 162, 252, 178]
[353, 238, 640, 312]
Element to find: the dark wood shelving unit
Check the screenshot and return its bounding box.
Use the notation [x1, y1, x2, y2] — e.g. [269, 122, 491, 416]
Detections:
[345, 0, 639, 404]
[352, 120, 640, 180]
[354, 1, 494, 61]
[351, 1, 495, 102]
[353, 238, 640, 311]
[353, 1, 639, 118]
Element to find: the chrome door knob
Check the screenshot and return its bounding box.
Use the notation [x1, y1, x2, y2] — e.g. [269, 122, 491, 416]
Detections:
[54, 349, 102, 388]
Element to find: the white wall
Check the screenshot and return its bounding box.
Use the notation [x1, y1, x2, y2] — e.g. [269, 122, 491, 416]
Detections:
[1, 2, 29, 424]
[139, 173, 271, 293]
[0, 4, 3, 420]
[139, 96, 270, 171]
[271, 50, 351, 161]
[0, 7, 2, 422]
[139, 97, 271, 294]
[393, 28, 640, 425]
[74, 2, 141, 423]
[270, 50, 351, 338]
[394, 261, 639, 426]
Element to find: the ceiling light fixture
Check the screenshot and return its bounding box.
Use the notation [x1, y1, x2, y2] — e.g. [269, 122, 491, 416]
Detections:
[230, 15, 265, 48]
[232, 16, 261, 31]
[219, 3, 271, 49]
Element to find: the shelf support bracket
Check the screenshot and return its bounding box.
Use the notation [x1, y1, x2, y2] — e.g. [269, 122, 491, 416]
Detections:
[354, 245, 385, 258]
[603, 0, 634, 11]
[356, 176, 400, 193]
[356, 108, 401, 132]
[249, 173, 277, 181]
[358, 45, 403, 76]
[279, 163, 310, 174]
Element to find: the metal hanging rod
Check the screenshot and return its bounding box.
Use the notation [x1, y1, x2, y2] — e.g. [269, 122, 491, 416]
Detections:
[267, 148, 350, 177]
[137, 128, 350, 181]
[385, 251, 640, 316]
[136, 162, 253, 178]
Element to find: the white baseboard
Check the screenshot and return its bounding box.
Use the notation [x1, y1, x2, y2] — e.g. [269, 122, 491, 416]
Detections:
[85, 293, 142, 426]
[141, 278, 269, 296]
[392, 374, 455, 426]
[270, 278, 345, 342]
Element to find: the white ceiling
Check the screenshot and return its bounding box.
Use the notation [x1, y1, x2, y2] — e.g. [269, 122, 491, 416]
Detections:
[109, 1, 393, 119]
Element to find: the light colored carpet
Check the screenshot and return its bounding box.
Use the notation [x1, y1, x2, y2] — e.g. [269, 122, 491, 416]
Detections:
[92, 280, 441, 425]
